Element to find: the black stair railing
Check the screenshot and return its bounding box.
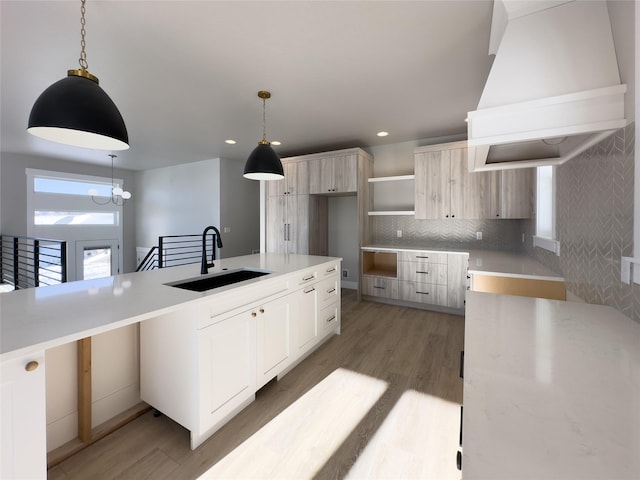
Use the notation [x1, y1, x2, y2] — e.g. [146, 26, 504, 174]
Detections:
[136, 233, 219, 272]
[0, 235, 67, 289]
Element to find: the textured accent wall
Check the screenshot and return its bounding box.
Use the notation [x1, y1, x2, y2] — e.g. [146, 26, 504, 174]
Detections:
[525, 124, 639, 323]
[371, 216, 524, 252]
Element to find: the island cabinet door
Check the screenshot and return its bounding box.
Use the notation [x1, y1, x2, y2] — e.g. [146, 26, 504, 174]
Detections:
[256, 293, 296, 390]
[295, 284, 319, 355]
[1, 352, 47, 480]
[198, 310, 256, 436]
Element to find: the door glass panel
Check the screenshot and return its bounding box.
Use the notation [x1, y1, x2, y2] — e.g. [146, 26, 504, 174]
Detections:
[83, 247, 112, 280]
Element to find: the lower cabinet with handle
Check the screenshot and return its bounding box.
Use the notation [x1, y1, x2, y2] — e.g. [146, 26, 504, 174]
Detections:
[0, 352, 47, 479]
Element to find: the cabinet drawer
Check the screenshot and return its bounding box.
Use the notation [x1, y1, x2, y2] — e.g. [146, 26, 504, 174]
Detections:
[362, 276, 398, 299]
[398, 251, 447, 264]
[398, 261, 447, 285]
[296, 269, 318, 285]
[399, 281, 448, 306]
[318, 276, 339, 307]
[322, 263, 340, 277]
[319, 302, 339, 334]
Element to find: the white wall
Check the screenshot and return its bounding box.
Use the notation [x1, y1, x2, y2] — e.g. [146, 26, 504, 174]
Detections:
[134, 158, 221, 251]
[134, 157, 260, 260]
[219, 158, 261, 257]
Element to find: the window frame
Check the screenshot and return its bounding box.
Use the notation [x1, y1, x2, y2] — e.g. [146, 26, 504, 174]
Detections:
[534, 165, 561, 255]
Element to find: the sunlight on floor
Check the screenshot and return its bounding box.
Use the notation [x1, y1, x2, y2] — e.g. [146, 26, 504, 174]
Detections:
[197, 368, 388, 479]
[346, 390, 462, 479]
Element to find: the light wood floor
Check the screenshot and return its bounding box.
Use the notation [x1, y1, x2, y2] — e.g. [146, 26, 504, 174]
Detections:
[49, 290, 465, 480]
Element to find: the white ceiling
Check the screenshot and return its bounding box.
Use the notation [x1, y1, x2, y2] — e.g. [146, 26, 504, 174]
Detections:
[0, 1, 494, 171]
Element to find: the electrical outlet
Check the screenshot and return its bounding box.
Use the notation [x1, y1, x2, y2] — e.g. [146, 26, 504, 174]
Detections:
[476, 231, 483, 240]
[223, 227, 231, 233]
[397, 229, 403, 238]
[342, 269, 349, 278]
[522, 233, 525, 243]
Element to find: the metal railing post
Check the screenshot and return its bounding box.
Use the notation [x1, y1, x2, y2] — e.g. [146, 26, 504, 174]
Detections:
[34, 239, 40, 287]
[13, 236, 19, 287]
[158, 237, 164, 268]
[60, 241, 67, 283]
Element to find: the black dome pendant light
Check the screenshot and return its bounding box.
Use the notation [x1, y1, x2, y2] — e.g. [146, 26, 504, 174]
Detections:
[243, 90, 284, 181]
[27, 0, 129, 151]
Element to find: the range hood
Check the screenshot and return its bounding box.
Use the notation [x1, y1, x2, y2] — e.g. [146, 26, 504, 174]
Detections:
[467, 0, 627, 172]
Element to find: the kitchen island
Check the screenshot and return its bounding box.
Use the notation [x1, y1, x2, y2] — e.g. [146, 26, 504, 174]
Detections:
[463, 291, 640, 479]
[1, 253, 341, 478]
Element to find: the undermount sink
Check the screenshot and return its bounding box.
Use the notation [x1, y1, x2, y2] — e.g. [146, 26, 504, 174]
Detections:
[166, 268, 272, 292]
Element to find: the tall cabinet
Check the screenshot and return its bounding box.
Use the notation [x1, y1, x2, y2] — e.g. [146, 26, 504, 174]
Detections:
[265, 148, 373, 287]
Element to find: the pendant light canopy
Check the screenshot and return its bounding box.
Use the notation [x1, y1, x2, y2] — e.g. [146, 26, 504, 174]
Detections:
[27, 0, 129, 151]
[243, 91, 284, 181]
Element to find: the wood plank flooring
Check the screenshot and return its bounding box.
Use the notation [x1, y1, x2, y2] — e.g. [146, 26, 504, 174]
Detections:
[48, 290, 465, 480]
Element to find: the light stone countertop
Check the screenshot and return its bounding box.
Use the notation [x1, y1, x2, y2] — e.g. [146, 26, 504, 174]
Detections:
[0, 253, 340, 360]
[361, 245, 563, 282]
[463, 291, 640, 479]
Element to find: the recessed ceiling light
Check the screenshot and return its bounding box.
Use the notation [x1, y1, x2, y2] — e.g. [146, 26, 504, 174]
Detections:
[271, 140, 282, 146]
[225, 139, 237, 145]
[377, 131, 389, 137]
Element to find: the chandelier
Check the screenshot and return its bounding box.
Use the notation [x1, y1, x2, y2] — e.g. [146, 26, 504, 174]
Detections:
[89, 154, 131, 205]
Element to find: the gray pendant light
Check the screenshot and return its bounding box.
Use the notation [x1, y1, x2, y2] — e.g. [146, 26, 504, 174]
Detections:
[243, 91, 284, 181]
[27, 0, 129, 151]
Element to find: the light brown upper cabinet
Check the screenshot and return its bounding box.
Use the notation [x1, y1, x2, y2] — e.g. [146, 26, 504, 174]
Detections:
[309, 154, 358, 194]
[492, 169, 533, 219]
[414, 141, 532, 220]
[266, 160, 309, 197]
[415, 142, 473, 219]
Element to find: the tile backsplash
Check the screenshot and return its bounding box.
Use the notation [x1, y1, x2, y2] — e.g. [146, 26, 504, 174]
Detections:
[371, 216, 525, 252]
[525, 123, 639, 323]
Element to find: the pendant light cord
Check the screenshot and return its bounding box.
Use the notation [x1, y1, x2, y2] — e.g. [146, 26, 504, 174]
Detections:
[262, 96, 267, 143]
[78, 0, 89, 71]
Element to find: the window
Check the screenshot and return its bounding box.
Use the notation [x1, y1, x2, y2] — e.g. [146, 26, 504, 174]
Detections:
[26, 169, 124, 282]
[534, 165, 560, 255]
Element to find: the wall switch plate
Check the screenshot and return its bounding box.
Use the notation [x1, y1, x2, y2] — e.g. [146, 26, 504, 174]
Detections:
[522, 233, 525, 243]
[223, 227, 231, 233]
[342, 269, 349, 278]
[476, 231, 482, 240]
[397, 229, 403, 238]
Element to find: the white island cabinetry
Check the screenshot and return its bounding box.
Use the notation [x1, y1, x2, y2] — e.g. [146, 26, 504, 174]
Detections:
[0, 351, 47, 479]
[140, 261, 341, 449]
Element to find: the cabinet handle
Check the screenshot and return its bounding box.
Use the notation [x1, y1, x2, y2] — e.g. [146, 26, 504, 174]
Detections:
[326, 266, 336, 273]
[327, 287, 336, 294]
[451, 215, 455, 218]
[304, 287, 316, 294]
[416, 291, 429, 295]
[459, 406, 463, 447]
[251, 312, 257, 317]
[373, 286, 385, 290]
[416, 271, 429, 275]
[259, 308, 265, 314]
[456, 451, 462, 471]
[25, 360, 39, 372]
[302, 274, 315, 282]
[416, 255, 429, 259]
[446, 215, 449, 218]
[459, 351, 464, 379]
[325, 315, 336, 323]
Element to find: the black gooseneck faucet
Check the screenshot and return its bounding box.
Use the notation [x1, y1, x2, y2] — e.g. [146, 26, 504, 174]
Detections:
[200, 226, 224, 274]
